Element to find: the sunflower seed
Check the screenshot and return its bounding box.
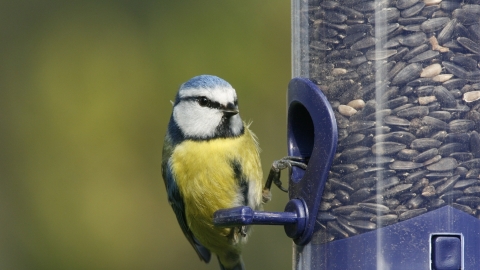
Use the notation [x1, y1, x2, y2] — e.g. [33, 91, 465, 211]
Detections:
[451, 203, 474, 214]
[347, 219, 376, 230]
[399, 208, 427, 221]
[411, 138, 442, 150]
[426, 157, 458, 171]
[401, 2, 426, 18]
[369, 8, 401, 24]
[358, 202, 391, 214]
[433, 85, 457, 107]
[327, 221, 349, 238]
[339, 136, 366, 150]
[437, 18, 457, 44]
[338, 105, 358, 116]
[400, 32, 427, 48]
[428, 198, 446, 210]
[371, 214, 398, 226]
[454, 179, 480, 189]
[457, 37, 480, 54]
[421, 17, 450, 32]
[390, 160, 424, 170]
[329, 178, 355, 192]
[413, 148, 439, 162]
[351, 188, 373, 202]
[453, 9, 478, 25]
[436, 175, 460, 194]
[451, 54, 477, 72]
[392, 63, 423, 85]
[334, 217, 358, 236]
[449, 119, 475, 133]
[422, 115, 449, 130]
[332, 205, 360, 215]
[456, 196, 480, 207]
[318, 212, 337, 223]
[464, 185, 480, 196]
[384, 115, 411, 126]
[397, 0, 420, 9]
[421, 63, 442, 77]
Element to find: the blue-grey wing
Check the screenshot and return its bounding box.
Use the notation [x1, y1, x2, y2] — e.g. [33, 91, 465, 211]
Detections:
[162, 158, 211, 263]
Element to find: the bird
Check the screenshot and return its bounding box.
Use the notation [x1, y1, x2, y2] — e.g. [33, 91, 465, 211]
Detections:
[162, 75, 265, 270]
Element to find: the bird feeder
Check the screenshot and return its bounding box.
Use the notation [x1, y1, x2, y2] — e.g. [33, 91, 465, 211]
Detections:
[291, 0, 480, 269]
[216, 0, 480, 269]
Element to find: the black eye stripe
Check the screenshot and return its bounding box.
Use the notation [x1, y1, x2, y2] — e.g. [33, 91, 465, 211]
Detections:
[181, 96, 223, 109]
[204, 99, 221, 109]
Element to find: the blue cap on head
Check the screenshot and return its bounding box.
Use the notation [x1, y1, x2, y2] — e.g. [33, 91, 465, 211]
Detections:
[180, 75, 232, 91]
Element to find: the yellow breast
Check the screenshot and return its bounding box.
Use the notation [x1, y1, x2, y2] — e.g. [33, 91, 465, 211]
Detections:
[170, 127, 262, 251]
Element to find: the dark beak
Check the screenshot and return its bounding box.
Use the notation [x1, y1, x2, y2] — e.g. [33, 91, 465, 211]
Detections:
[222, 103, 239, 117]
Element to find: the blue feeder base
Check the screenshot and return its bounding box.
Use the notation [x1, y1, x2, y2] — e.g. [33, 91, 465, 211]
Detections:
[295, 206, 480, 269]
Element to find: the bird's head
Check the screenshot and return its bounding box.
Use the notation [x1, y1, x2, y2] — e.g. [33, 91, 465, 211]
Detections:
[171, 75, 244, 140]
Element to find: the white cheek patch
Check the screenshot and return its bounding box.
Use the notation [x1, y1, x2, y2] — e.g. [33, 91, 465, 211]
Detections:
[179, 87, 237, 105]
[173, 102, 222, 138]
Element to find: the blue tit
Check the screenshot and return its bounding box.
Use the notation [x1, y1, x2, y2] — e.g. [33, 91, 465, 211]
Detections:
[162, 75, 264, 270]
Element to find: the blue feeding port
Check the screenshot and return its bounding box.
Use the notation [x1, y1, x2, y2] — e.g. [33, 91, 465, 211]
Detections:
[287, 77, 338, 245]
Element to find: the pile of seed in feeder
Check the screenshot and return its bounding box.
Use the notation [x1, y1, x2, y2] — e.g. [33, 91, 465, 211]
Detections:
[306, 0, 480, 244]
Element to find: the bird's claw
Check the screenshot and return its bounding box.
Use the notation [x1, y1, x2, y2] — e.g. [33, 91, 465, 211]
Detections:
[272, 157, 308, 171]
[263, 156, 308, 196]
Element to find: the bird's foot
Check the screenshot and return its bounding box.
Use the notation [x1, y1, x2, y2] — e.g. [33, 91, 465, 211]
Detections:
[263, 156, 308, 195]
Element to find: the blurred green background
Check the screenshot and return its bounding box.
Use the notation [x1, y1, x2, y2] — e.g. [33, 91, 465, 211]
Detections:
[0, 1, 292, 269]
